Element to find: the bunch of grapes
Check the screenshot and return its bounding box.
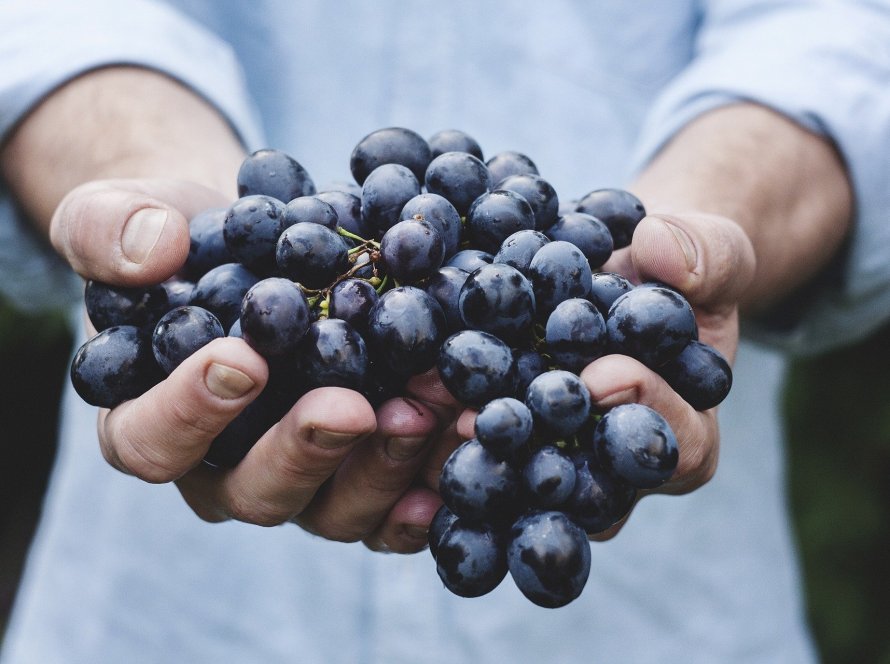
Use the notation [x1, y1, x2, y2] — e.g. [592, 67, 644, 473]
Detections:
[70, 127, 732, 608]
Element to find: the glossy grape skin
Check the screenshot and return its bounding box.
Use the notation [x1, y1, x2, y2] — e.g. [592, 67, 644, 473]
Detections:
[223, 195, 288, 275]
[239, 278, 311, 358]
[162, 277, 195, 310]
[276, 222, 350, 290]
[184, 207, 232, 279]
[458, 263, 536, 345]
[329, 278, 379, 335]
[485, 150, 539, 185]
[435, 519, 508, 598]
[316, 180, 362, 198]
[445, 249, 494, 273]
[366, 286, 448, 378]
[545, 212, 613, 269]
[427, 128, 484, 160]
[283, 196, 339, 230]
[512, 349, 549, 400]
[439, 438, 520, 525]
[528, 240, 593, 320]
[429, 503, 459, 560]
[360, 163, 422, 238]
[350, 126, 432, 185]
[84, 280, 169, 332]
[495, 173, 559, 231]
[606, 285, 697, 368]
[465, 190, 536, 254]
[587, 272, 634, 316]
[314, 190, 369, 238]
[474, 397, 534, 460]
[70, 325, 162, 408]
[424, 151, 491, 216]
[189, 262, 261, 330]
[400, 192, 462, 259]
[298, 318, 369, 391]
[152, 306, 225, 375]
[594, 403, 679, 489]
[237, 148, 316, 203]
[422, 266, 469, 333]
[437, 330, 517, 408]
[566, 450, 636, 534]
[522, 446, 577, 509]
[379, 218, 445, 284]
[525, 370, 592, 440]
[544, 298, 608, 373]
[575, 188, 646, 250]
[493, 229, 550, 277]
[657, 339, 733, 411]
[507, 510, 591, 609]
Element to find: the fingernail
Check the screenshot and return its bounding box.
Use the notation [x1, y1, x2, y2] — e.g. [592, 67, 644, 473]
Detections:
[312, 429, 359, 449]
[205, 362, 255, 399]
[595, 386, 638, 409]
[405, 525, 428, 540]
[384, 436, 427, 461]
[122, 207, 168, 264]
[660, 219, 697, 272]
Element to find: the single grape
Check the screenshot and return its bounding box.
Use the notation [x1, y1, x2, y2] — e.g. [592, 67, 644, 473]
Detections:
[436, 519, 508, 598]
[276, 221, 351, 290]
[237, 148, 316, 202]
[329, 278, 379, 335]
[298, 318, 369, 391]
[566, 450, 636, 534]
[429, 503, 459, 560]
[189, 262, 261, 330]
[422, 266, 469, 334]
[657, 339, 733, 411]
[522, 446, 577, 509]
[184, 207, 232, 279]
[574, 188, 646, 250]
[545, 212, 613, 269]
[223, 194, 288, 275]
[437, 329, 517, 408]
[283, 196, 339, 230]
[400, 192, 462, 258]
[361, 163, 422, 238]
[512, 349, 549, 400]
[528, 240, 593, 320]
[465, 190, 536, 254]
[458, 263, 536, 345]
[350, 126, 432, 185]
[485, 150, 539, 185]
[315, 190, 369, 238]
[474, 397, 535, 460]
[439, 438, 520, 525]
[239, 278, 311, 358]
[445, 249, 494, 273]
[495, 173, 559, 231]
[427, 129, 484, 160]
[379, 218, 445, 284]
[424, 151, 491, 216]
[493, 229, 550, 277]
[525, 370, 592, 440]
[544, 298, 608, 373]
[84, 280, 169, 332]
[152, 306, 225, 375]
[161, 277, 195, 310]
[587, 272, 633, 316]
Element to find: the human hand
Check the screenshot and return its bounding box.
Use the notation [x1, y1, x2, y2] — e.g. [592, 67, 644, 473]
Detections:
[53, 178, 456, 552]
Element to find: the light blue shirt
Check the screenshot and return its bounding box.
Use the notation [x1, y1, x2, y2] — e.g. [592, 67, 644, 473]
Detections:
[2, 1, 890, 662]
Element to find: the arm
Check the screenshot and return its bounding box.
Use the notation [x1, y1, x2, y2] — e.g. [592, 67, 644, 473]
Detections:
[0, 66, 447, 551]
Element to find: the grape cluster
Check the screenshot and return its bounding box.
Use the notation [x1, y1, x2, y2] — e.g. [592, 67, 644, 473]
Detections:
[69, 127, 733, 607]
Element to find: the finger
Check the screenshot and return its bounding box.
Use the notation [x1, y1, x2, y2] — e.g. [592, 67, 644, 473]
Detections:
[99, 337, 267, 483]
[404, 367, 462, 421]
[178, 387, 377, 527]
[293, 397, 440, 542]
[581, 353, 719, 495]
[50, 178, 229, 286]
[363, 487, 443, 554]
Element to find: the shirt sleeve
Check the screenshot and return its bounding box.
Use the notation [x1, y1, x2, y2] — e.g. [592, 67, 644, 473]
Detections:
[629, 0, 890, 356]
[0, 0, 263, 313]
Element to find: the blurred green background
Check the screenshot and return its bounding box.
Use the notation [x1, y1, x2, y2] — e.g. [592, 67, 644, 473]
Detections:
[0, 296, 888, 662]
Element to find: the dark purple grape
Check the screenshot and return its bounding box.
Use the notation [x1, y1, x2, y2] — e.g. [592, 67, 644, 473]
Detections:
[458, 263, 535, 345]
[445, 249, 494, 273]
[350, 126, 432, 185]
[361, 358, 407, 409]
[239, 278, 311, 358]
[594, 403, 679, 489]
[276, 222, 350, 290]
[485, 151, 539, 185]
[566, 450, 636, 534]
[379, 218, 444, 283]
[522, 446, 577, 509]
[152, 306, 225, 375]
[587, 272, 633, 316]
[606, 285, 696, 368]
[315, 190, 369, 238]
[439, 438, 520, 525]
[237, 148, 316, 203]
[317, 180, 362, 197]
[329, 278, 379, 335]
[474, 397, 534, 460]
[493, 229, 550, 277]
[298, 318, 369, 391]
[223, 195, 288, 275]
[361, 163, 422, 238]
[513, 349, 549, 400]
[184, 207, 232, 279]
[283, 196, 339, 230]
[429, 503, 459, 560]
[525, 370, 591, 439]
[70, 326, 162, 408]
[84, 280, 169, 332]
[161, 277, 195, 310]
[427, 129, 483, 160]
[495, 173, 559, 231]
[435, 519, 507, 598]
[190, 262, 261, 330]
[544, 298, 608, 373]
[657, 339, 732, 411]
[465, 190, 535, 254]
[507, 510, 591, 608]
[424, 151, 491, 216]
[366, 286, 447, 378]
[575, 188, 646, 250]
[528, 241, 593, 320]
[545, 212, 613, 269]
[437, 330, 517, 408]
[400, 192, 462, 258]
[422, 266, 469, 333]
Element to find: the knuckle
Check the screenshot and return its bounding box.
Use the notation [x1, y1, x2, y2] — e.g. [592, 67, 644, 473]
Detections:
[227, 493, 291, 527]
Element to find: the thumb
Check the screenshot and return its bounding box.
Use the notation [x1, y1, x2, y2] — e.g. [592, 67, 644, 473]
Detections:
[50, 178, 231, 286]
